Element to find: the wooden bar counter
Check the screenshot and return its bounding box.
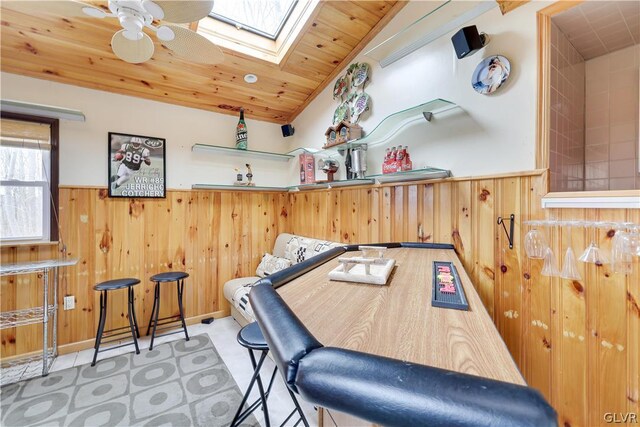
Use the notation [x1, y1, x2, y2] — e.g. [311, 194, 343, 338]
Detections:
[279, 247, 524, 383]
[278, 246, 525, 424]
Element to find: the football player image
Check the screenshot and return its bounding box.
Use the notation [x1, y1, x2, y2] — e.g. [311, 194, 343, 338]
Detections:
[111, 137, 151, 189]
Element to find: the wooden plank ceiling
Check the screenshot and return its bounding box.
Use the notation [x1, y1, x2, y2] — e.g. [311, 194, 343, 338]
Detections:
[0, 1, 404, 124]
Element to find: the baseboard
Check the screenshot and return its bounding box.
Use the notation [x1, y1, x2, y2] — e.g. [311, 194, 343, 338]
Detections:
[57, 309, 230, 355]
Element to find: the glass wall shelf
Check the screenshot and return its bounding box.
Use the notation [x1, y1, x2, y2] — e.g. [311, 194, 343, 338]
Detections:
[290, 99, 459, 155]
[364, 1, 496, 68]
[290, 178, 375, 191]
[192, 184, 289, 192]
[192, 143, 294, 162]
[356, 98, 458, 148]
[368, 167, 451, 184]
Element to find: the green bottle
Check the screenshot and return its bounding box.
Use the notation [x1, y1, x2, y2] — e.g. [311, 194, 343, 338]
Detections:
[236, 108, 248, 150]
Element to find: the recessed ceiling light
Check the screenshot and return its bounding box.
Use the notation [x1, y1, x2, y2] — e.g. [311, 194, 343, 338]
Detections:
[244, 74, 258, 84]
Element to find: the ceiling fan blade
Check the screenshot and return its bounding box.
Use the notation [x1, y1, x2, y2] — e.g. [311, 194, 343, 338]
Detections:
[153, 1, 214, 24]
[111, 30, 155, 64]
[3, 0, 106, 18]
[161, 25, 224, 65]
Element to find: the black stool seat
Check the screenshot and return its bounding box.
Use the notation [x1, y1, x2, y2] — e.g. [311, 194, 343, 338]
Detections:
[92, 278, 141, 366]
[94, 278, 140, 291]
[237, 321, 269, 351]
[231, 322, 309, 427]
[150, 272, 189, 282]
[147, 271, 190, 351]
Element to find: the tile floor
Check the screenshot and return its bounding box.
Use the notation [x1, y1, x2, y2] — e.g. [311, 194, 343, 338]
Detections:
[4, 317, 319, 427]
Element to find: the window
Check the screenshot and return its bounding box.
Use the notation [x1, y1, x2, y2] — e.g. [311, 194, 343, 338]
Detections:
[209, 0, 298, 40]
[0, 115, 59, 243]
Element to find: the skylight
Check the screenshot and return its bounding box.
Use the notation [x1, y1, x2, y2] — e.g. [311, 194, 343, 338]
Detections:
[210, 0, 298, 40]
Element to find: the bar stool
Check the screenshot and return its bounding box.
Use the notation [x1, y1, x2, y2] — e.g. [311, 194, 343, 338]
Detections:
[230, 322, 309, 427]
[91, 278, 141, 367]
[146, 271, 189, 351]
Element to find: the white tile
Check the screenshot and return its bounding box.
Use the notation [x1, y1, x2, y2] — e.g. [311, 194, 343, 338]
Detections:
[15, 316, 320, 426]
[74, 348, 96, 367]
[50, 352, 77, 372]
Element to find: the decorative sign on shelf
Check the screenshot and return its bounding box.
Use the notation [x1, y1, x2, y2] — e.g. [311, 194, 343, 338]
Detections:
[108, 132, 166, 198]
[326, 62, 371, 148]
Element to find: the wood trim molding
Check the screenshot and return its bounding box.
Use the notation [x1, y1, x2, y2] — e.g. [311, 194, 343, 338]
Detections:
[536, 10, 550, 170]
[59, 169, 548, 194]
[497, 1, 530, 15]
[287, 0, 408, 123]
[56, 309, 230, 355]
[535, 1, 583, 170]
[278, 1, 325, 68]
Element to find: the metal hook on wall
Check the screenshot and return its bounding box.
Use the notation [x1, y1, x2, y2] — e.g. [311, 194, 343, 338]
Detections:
[497, 214, 515, 249]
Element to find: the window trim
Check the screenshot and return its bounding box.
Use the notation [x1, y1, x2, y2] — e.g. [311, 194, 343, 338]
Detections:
[198, 0, 320, 65]
[1, 112, 59, 243]
[209, 0, 298, 41]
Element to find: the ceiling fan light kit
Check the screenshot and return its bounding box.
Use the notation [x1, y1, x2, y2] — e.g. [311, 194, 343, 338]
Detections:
[24, 0, 223, 64]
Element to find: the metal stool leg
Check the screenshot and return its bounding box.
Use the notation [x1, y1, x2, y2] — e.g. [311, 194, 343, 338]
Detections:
[146, 281, 158, 336]
[91, 291, 108, 367]
[128, 286, 140, 354]
[176, 279, 189, 341]
[129, 286, 140, 339]
[149, 282, 161, 351]
[93, 291, 103, 350]
[250, 349, 271, 427]
[287, 388, 310, 427]
[230, 349, 270, 427]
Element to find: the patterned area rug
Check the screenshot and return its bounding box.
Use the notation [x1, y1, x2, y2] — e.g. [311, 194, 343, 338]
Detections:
[0, 334, 258, 426]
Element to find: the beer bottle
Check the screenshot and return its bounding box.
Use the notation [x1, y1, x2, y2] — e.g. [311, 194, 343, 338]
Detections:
[236, 108, 248, 150]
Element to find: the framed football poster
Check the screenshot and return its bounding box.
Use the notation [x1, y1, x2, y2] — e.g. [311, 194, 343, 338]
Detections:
[108, 132, 166, 198]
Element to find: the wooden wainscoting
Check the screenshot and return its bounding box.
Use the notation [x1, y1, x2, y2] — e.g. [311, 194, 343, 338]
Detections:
[1, 172, 639, 425]
[0, 188, 289, 358]
[287, 170, 639, 426]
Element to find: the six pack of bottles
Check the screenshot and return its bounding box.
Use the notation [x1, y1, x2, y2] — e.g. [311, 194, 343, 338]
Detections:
[382, 145, 413, 174]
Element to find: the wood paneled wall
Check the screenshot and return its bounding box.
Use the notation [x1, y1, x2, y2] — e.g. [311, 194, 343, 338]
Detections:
[1, 172, 639, 425]
[287, 170, 639, 427]
[1, 188, 289, 357]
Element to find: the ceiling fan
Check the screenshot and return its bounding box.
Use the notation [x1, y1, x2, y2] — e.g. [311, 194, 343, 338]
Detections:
[12, 0, 224, 64]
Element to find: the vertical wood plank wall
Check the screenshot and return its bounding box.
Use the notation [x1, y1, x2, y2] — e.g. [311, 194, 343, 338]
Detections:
[1, 172, 638, 425]
[1, 188, 289, 356]
[287, 170, 639, 427]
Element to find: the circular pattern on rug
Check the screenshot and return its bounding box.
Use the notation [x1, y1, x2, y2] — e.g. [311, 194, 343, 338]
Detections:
[210, 400, 232, 417]
[1, 382, 21, 400]
[4, 392, 69, 425]
[131, 380, 185, 421]
[185, 367, 230, 396]
[72, 373, 128, 409]
[142, 412, 192, 426]
[132, 362, 176, 388]
[21, 368, 79, 398]
[177, 349, 218, 374]
[132, 342, 173, 367]
[67, 401, 127, 427]
[174, 335, 208, 353]
[81, 356, 129, 379]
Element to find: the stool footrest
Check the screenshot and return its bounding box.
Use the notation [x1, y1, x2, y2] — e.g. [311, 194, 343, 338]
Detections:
[148, 318, 182, 328]
[101, 330, 138, 342]
[97, 341, 139, 353]
[151, 328, 187, 338]
[103, 324, 137, 334]
[100, 336, 133, 346]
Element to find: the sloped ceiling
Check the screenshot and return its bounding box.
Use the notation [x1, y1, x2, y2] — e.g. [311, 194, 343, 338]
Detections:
[0, 1, 405, 124]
